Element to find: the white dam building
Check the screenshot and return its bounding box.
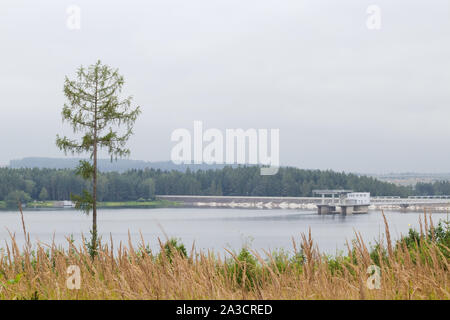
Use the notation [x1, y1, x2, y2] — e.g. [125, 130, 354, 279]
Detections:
[314, 190, 370, 215]
[345, 192, 371, 205]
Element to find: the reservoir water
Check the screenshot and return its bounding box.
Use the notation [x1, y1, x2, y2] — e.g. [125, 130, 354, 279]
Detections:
[0, 208, 448, 256]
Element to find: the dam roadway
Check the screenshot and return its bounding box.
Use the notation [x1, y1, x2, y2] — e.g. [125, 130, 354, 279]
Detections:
[157, 195, 323, 209]
[156, 195, 450, 210]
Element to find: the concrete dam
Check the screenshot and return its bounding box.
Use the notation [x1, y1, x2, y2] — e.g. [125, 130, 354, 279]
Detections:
[157, 195, 332, 210]
[156, 195, 450, 212]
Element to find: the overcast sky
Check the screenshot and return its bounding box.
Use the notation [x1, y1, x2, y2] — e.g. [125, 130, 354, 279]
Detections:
[0, 0, 449, 173]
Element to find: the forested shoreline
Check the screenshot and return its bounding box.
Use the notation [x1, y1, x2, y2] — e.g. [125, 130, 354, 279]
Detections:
[0, 166, 449, 206]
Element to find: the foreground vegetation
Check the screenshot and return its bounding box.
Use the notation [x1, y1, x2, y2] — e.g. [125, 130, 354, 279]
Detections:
[0, 213, 448, 300]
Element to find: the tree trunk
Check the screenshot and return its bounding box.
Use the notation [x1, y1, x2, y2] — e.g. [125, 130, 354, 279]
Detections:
[92, 137, 97, 251]
[92, 77, 98, 252]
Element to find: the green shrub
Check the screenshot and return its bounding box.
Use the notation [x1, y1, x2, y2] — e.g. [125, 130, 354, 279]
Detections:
[269, 249, 304, 274]
[227, 248, 261, 289]
[160, 238, 187, 263]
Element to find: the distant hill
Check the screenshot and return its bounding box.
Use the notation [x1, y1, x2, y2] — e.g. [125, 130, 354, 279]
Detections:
[9, 157, 235, 173]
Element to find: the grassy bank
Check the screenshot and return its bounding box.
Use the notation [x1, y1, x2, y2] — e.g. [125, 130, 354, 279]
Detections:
[21, 201, 55, 209]
[97, 199, 179, 209]
[0, 213, 448, 300]
[1, 199, 179, 210]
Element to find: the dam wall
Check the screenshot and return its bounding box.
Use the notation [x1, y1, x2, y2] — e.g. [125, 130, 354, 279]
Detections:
[157, 195, 450, 211]
[157, 195, 323, 209]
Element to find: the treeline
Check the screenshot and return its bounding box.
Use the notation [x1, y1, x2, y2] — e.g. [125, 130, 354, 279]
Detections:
[415, 181, 450, 196]
[0, 166, 432, 205]
[9, 157, 232, 173]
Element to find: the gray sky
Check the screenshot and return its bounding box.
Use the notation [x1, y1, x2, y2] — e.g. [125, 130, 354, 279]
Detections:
[1, 0, 449, 173]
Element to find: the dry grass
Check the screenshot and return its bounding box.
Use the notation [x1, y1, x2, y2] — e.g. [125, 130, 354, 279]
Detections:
[0, 212, 448, 300]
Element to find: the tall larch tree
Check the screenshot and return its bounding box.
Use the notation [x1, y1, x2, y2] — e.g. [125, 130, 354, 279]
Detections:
[56, 60, 141, 253]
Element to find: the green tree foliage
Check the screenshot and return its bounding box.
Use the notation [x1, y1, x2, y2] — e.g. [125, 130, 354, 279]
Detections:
[24, 180, 36, 195]
[416, 181, 450, 195]
[141, 178, 156, 200]
[38, 187, 49, 201]
[56, 60, 141, 252]
[3, 166, 448, 202]
[5, 190, 31, 208]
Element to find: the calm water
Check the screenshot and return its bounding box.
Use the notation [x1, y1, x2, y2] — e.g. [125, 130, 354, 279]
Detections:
[0, 208, 448, 256]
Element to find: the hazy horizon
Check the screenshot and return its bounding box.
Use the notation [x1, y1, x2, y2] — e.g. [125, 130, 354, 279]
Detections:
[5, 156, 450, 176]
